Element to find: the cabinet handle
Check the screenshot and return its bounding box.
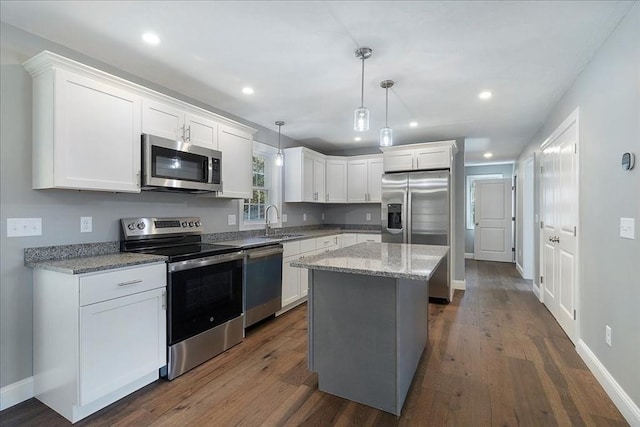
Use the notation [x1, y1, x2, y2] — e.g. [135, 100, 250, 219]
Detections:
[162, 290, 167, 310]
[326, 193, 329, 201]
[186, 125, 191, 141]
[117, 279, 143, 287]
[137, 170, 141, 187]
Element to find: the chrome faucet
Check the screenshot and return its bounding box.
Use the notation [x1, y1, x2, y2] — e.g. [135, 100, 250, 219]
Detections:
[265, 204, 280, 237]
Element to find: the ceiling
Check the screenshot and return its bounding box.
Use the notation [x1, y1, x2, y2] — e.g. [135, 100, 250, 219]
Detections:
[0, 1, 633, 164]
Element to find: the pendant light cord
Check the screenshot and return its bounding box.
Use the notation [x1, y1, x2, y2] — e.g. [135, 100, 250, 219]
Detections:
[385, 87, 389, 127]
[360, 58, 365, 108]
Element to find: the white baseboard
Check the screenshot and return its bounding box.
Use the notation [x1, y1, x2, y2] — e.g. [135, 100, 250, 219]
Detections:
[576, 339, 640, 426]
[532, 282, 542, 302]
[452, 279, 466, 291]
[0, 376, 33, 411]
[516, 262, 525, 278]
[464, 252, 474, 259]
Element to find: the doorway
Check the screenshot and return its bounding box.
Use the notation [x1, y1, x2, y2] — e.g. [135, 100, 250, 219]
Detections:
[540, 108, 579, 343]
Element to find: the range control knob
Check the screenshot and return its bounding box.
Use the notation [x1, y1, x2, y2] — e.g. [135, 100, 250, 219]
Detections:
[195, 221, 201, 227]
[136, 222, 145, 230]
[188, 221, 195, 227]
[127, 223, 135, 231]
[181, 221, 188, 227]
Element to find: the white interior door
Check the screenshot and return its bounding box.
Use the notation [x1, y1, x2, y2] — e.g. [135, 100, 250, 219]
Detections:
[540, 114, 578, 342]
[473, 179, 513, 262]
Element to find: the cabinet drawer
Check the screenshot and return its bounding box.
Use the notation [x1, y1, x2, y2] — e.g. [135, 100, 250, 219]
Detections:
[299, 238, 317, 254]
[357, 234, 382, 243]
[80, 263, 166, 306]
[316, 235, 339, 250]
[282, 241, 301, 258]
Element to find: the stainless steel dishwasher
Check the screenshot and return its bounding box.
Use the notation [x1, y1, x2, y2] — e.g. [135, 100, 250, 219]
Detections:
[243, 243, 284, 328]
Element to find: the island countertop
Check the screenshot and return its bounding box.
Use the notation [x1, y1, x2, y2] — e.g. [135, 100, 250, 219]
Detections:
[291, 242, 448, 281]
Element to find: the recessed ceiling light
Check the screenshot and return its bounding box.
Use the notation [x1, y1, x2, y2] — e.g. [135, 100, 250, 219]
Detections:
[354, 137, 362, 142]
[142, 32, 160, 45]
[409, 121, 418, 127]
[483, 152, 493, 158]
[242, 87, 254, 95]
[478, 91, 492, 100]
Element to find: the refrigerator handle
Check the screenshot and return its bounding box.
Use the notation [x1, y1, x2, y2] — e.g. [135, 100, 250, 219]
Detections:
[405, 188, 411, 244]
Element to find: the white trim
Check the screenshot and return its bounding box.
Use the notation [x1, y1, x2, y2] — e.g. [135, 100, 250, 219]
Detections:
[515, 262, 525, 278]
[464, 252, 475, 259]
[576, 340, 640, 426]
[532, 282, 542, 302]
[0, 377, 34, 410]
[451, 279, 466, 291]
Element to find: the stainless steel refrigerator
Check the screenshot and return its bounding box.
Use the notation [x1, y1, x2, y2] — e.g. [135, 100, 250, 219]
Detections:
[381, 170, 450, 301]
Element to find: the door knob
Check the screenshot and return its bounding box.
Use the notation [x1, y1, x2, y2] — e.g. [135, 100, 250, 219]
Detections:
[548, 236, 560, 243]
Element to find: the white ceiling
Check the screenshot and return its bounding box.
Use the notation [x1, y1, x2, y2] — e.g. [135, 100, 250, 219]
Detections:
[0, 1, 633, 164]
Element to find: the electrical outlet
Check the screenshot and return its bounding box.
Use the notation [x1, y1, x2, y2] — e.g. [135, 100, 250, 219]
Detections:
[80, 217, 92, 233]
[7, 218, 42, 237]
[227, 215, 236, 226]
[605, 325, 612, 347]
[366, 213, 371, 221]
[303, 213, 307, 222]
[282, 214, 288, 223]
[620, 218, 635, 239]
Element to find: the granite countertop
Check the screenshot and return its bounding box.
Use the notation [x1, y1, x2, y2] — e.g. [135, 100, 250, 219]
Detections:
[218, 228, 374, 249]
[290, 242, 448, 281]
[26, 253, 167, 275]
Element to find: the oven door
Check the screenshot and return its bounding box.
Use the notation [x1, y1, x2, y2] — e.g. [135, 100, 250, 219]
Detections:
[142, 133, 222, 192]
[167, 251, 243, 345]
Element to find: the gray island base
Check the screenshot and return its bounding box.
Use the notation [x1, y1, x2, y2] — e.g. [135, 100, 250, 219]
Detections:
[291, 242, 448, 416]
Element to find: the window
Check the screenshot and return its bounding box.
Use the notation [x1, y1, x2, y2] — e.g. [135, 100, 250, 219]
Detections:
[239, 141, 282, 230]
[466, 174, 503, 229]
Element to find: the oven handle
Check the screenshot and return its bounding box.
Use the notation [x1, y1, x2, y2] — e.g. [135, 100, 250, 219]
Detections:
[245, 246, 284, 260]
[168, 251, 244, 272]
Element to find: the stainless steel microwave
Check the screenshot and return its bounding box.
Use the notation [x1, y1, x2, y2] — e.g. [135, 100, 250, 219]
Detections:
[141, 134, 222, 193]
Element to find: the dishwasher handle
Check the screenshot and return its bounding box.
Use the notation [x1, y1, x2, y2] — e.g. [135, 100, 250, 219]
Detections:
[246, 246, 284, 260]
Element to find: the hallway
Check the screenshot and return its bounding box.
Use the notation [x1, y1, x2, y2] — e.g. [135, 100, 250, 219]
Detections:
[0, 260, 627, 426]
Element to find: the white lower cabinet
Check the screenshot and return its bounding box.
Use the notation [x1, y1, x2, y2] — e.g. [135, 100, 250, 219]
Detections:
[33, 263, 166, 423]
[339, 234, 359, 248]
[357, 233, 382, 243]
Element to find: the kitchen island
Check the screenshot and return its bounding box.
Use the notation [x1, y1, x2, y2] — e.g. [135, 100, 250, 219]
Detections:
[291, 242, 448, 416]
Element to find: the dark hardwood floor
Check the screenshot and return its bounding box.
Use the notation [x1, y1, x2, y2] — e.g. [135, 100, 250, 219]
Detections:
[1, 260, 628, 426]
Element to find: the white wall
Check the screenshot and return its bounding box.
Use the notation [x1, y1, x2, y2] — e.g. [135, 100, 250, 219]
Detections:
[517, 3, 640, 418]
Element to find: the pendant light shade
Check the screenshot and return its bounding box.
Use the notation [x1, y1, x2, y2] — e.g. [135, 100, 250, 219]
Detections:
[380, 80, 394, 147]
[275, 121, 284, 167]
[354, 47, 372, 132]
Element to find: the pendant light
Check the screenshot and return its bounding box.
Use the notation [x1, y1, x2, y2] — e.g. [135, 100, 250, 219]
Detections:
[274, 121, 284, 167]
[354, 47, 372, 132]
[380, 80, 394, 147]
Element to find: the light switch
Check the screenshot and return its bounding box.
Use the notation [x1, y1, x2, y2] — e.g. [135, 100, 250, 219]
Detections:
[366, 213, 371, 221]
[303, 213, 307, 222]
[620, 218, 635, 239]
[227, 215, 236, 226]
[282, 214, 288, 223]
[7, 218, 42, 237]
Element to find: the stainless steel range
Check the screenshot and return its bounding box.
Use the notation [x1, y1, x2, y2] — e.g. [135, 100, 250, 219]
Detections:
[120, 217, 244, 380]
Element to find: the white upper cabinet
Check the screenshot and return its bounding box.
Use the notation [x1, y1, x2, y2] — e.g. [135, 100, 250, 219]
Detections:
[284, 147, 326, 203]
[217, 124, 252, 199]
[27, 65, 142, 193]
[347, 155, 383, 203]
[141, 99, 184, 141]
[382, 141, 457, 172]
[185, 112, 218, 149]
[326, 158, 348, 203]
[24, 51, 255, 194]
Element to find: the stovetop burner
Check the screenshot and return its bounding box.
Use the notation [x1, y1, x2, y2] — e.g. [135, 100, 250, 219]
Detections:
[119, 216, 241, 262]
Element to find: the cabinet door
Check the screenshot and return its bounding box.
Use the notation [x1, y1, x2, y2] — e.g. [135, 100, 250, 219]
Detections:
[347, 160, 368, 202]
[326, 160, 347, 203]
[340, 234, 358, 248]
[79, 287, 166, 406]
[53, 69, 141, 192]
[313, 158, 326, 203]
[185, 112, 218, 149]
[367, 158, 384, 202]
[141, 98, 184, 140]
[282, 257, 301, 307]
[416, 147, 449, 169]
[217, 125, 252, 199]
[302, 154, 315, 202]
[383, 151, 414, 172]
